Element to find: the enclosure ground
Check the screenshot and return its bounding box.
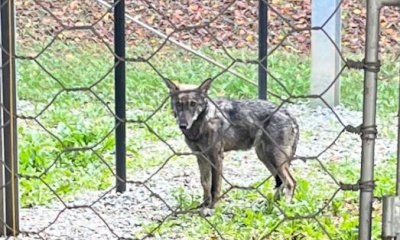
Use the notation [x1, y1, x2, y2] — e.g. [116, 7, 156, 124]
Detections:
[12, 104, 398, 240]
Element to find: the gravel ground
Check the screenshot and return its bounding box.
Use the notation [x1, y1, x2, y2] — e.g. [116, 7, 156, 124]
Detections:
[8, 104, 398, 240]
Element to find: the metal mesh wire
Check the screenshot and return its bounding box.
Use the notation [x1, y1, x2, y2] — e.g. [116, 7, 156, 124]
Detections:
[0, 0, 393, 239]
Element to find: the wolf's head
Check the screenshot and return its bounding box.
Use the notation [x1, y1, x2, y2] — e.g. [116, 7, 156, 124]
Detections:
[165, 78, 212, 130]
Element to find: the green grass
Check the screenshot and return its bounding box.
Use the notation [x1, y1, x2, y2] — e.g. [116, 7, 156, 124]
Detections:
[16, 42, 399, 238]
[142, 157, 397, 240]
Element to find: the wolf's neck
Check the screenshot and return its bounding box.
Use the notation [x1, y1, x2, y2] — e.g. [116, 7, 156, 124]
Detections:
[182, 102, 209, 141]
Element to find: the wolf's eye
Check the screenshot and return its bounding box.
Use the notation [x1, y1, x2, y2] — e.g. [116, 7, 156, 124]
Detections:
[176, 102, 183, 108]
[190, 101, 197, 107]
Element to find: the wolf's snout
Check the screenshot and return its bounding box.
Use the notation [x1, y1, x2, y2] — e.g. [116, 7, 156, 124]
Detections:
[179, 123, 188, 130]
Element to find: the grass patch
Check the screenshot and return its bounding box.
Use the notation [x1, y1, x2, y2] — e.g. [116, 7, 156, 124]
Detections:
[142, 157, 397, 239]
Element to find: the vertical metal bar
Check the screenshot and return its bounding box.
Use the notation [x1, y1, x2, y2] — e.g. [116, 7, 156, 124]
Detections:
[0, 4, 5, 236]
[1, 0, 18, 235]
[397, 69, 400, 196]
[114, 0, 126, 193]
[0, 115, 4, 236]
[381, 196, 395, 239]
[396, 43, 400, 240]
[358, 1, 380, 239]
[258, 0, 267, 100]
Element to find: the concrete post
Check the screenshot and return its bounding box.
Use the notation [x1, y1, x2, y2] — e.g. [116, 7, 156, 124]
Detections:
[310, 0, 341, 106]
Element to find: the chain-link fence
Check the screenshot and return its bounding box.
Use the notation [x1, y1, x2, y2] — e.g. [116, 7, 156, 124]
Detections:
[0, 0, 399, 239]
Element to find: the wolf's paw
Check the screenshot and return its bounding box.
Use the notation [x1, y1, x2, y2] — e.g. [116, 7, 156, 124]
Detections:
[199, 207, 215, 217]
[273, 186, 283, 202]
[285, 188, 294, 204]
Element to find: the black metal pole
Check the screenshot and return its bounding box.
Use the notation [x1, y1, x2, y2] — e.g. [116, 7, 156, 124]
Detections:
[114, 0, 126, 193]
[258, 0, 268, 100]
[1, 0, 19, 235]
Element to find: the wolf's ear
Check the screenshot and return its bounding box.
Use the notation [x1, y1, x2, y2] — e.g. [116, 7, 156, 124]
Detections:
[199, 78, 213, 93]
[164, 78, 179, 93]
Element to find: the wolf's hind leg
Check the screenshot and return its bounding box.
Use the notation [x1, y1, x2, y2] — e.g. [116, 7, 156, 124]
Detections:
[255, 144, 296, 202]
[274, 151, 296, 202]
[255, 144, 283, 200]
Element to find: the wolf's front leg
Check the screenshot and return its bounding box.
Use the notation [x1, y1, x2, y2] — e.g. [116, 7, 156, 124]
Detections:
[197, 156, 212, 207]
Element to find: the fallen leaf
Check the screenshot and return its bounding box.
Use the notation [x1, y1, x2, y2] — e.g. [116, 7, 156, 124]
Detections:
[246, 34, 254, 42]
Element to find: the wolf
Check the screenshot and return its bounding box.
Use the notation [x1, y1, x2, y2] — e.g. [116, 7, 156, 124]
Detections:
[165, 78, 299, 214]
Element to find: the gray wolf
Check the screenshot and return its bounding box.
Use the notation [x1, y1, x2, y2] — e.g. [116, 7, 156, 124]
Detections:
[165, 78, 299, 214]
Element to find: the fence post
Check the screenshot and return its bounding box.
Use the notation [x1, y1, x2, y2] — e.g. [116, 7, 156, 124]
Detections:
[310, 0, 341, 106]
[358, 0, 381, 239]
[1, 0, 18, 236]
[397, 67, 400, 197]
[258, 0, 267, 100]
[0, 148, 3, 235]
[397, 53, 400, 240]
[114, 0, 126, 193]
[0, 8, 4, 236]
